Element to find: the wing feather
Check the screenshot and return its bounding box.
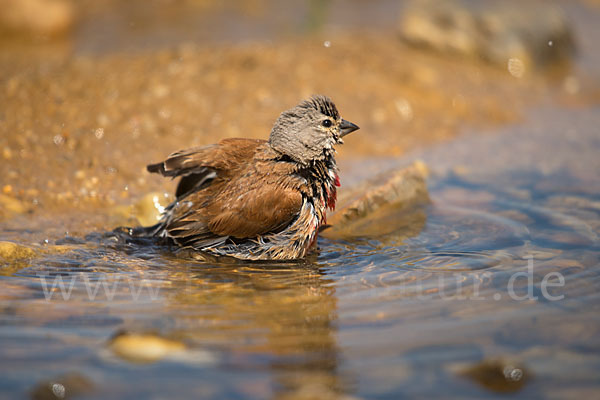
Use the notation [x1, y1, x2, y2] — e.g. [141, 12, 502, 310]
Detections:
[164, 178, 302, 243]
[207, 185, 302, 238]
[147, 138, 266, 200]
[147, 139, 265, 178]
[149, 138, 303, 247]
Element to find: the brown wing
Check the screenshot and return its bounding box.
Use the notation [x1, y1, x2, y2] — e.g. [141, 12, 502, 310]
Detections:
[147, 138, 265, 177]
[164, 177, 303, 247]
[207, 184, 303, 238]
[152, 141, 304, 247]
[147, 138, 266, 199]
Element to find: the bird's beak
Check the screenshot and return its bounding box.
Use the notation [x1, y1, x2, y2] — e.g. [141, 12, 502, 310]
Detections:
[340, 119, 360, 137]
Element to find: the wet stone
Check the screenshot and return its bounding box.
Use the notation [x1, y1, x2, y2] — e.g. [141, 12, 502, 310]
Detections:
[399, 0, 575, 71]
[460, 359, 529, 393]
[31, 372, 94, 400]
[324, 160, 429, 238]
[0, 241, 36, 261]
[108, 331, 187, 363]
[30, 372, 94, 400]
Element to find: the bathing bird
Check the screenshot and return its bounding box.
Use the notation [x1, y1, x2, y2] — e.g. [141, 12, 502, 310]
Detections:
[139, 95, 359, 260]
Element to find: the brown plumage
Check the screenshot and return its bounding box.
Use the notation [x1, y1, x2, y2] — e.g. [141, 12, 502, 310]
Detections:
[138, 95, 359, 260]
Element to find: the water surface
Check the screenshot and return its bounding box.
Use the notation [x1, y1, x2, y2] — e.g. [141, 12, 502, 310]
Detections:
[1, 104, 598, 399]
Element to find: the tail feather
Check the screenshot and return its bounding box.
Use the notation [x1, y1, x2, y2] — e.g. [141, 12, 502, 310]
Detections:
[147, 162, 166, 175]
[111, 222, 165, 240]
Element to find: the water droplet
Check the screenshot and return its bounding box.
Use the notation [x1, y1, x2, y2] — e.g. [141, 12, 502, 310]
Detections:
[153, 195, 166, 216]
[548, 40, 553, 47]
[51, 383, 66, 398]
[507, 58, 525, 78]
[503, 366, 523, 381]
[323, 40, 331, 48]
[53, 135, 64, 145]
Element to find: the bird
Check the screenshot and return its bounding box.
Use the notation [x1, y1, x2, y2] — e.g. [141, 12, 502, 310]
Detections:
[136, 95, 359, 260]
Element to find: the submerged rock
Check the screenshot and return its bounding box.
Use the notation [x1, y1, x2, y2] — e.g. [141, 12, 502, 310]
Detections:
[324, 160, 429, 238]
[108, 331, 186, 363]
[399, 0, 575, 72]
[30, 373, 94, 400]
[459, 359, 530, 393]
[107, 330, 215, 365]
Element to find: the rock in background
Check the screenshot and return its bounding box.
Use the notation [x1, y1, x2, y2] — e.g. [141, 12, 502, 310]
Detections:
[0, 0, 74, 37]
[399, 0, 576, 75]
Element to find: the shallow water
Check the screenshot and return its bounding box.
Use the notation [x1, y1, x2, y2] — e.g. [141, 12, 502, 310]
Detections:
[1, 104, 599, 399]
[2, 0, 600, 397]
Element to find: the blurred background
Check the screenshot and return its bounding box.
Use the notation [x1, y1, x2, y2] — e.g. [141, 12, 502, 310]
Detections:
[1, 1, 600, 399]
[1, 0, 598, 215]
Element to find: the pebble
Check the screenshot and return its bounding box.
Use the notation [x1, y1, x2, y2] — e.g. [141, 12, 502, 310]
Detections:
[109, 331, 186, 363]
[30, 373, 94, 400]
[460, 359, 529, 393]
[0, 241, 36, 260]
[106, 331, 215, 366]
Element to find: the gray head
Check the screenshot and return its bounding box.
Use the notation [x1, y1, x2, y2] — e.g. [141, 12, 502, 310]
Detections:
[268, 95, 359, 165]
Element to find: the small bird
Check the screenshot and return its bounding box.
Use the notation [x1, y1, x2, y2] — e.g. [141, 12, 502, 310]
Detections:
[139, 95, 359, 260]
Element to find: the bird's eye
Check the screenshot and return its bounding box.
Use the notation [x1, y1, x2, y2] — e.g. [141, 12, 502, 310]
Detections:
[322, 119, 332, 128]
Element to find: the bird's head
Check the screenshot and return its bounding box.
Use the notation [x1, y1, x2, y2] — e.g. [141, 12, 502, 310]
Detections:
[269, 95, 359, 165]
